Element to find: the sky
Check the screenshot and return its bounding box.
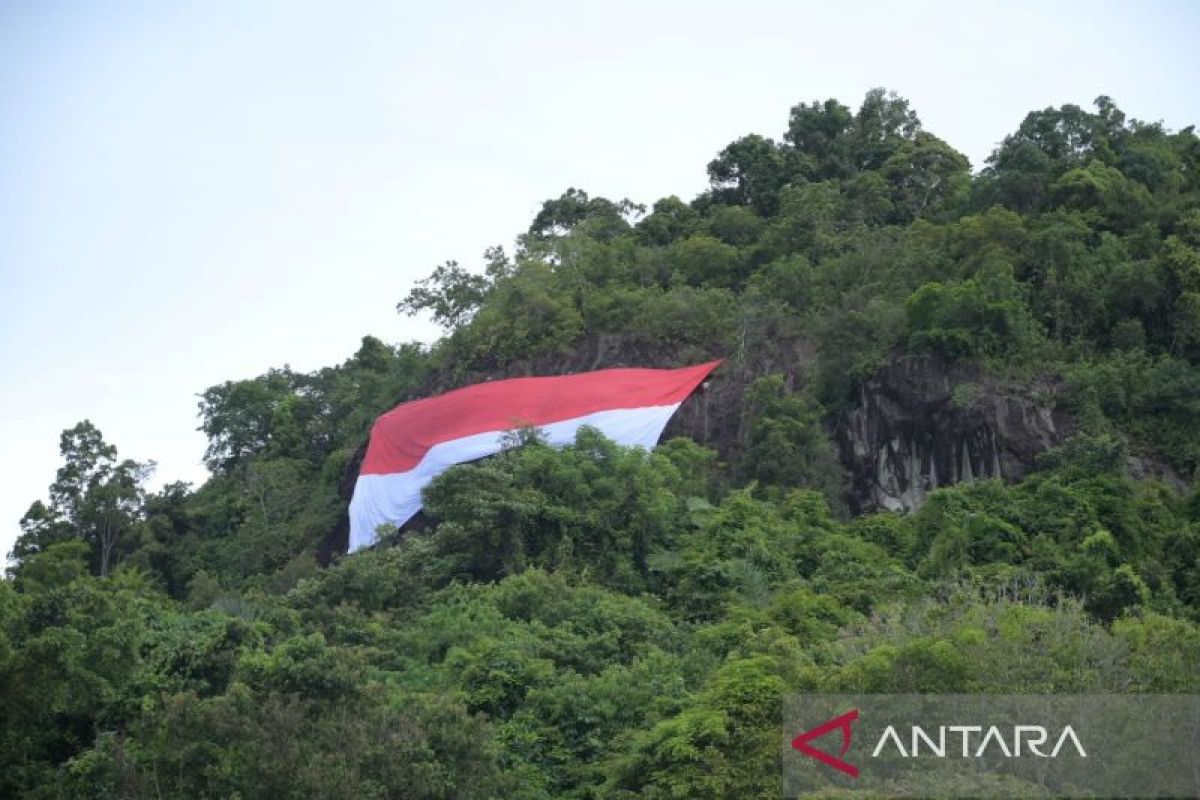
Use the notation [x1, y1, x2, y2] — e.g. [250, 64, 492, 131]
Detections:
[1, 0, 1198, 563]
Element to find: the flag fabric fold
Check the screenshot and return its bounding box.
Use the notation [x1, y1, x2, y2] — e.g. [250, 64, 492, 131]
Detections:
[348, 360, 721, 552]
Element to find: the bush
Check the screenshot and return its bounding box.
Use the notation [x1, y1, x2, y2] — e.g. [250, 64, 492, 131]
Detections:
[905, 261, 1041, 360]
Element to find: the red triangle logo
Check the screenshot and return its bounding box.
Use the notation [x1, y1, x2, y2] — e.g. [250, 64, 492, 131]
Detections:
[791, 708, 860, 778]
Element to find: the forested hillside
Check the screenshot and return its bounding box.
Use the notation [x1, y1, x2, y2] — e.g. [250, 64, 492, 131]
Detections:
[4, 91, 1200, 798]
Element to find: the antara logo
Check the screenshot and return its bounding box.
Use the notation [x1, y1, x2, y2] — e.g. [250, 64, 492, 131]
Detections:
[792, 709, 1088, 778]
[791, 708, 860, 778]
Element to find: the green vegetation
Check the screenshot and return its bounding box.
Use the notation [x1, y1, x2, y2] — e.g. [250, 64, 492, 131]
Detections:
[4, 91, 1199, 797]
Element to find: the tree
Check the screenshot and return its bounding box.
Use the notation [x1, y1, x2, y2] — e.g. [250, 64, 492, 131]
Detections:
[977, 97, 1137, 213]
[9, 500, 72, 570]
[905, 261, 1042, 360]
[48, 420, 116, 531]
[1051, 159, 1152, 230]
[741, 375, 846, 507]
[881, 132, 971, 222]
[526, 188, 643, 242]
[635, 195, 702, 247]
[198, 368, 307, 472]
[10, 422, 152, 577]
[707, 205, 766, 246]
[852, 88, 922, 171]
[83, 457, 153, 577]
[707, 134, 789, 215]
[784, 97, 855, 180]
[398, 259, 494, 330]
[667, 235, 741, 287]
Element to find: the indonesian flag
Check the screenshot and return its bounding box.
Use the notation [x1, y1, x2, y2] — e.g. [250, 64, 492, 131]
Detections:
[348, 360, 721, 552]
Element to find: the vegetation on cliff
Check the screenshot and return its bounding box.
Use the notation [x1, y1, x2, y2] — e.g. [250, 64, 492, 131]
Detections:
[4, 90, 1200, 798]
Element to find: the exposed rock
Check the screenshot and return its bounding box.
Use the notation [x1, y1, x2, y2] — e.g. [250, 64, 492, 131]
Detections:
[1125, 453, 1190, 493]
[834, 356, 1073, 514]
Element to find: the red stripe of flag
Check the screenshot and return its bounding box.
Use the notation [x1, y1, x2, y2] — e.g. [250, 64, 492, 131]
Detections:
[360, 360, 722, 475]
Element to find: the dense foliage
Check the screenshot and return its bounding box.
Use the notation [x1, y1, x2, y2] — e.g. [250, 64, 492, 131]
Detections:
[4, 91, 1199, 798]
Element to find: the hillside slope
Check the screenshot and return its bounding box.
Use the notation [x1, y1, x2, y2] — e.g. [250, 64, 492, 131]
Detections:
[4, 91, 1200, 798]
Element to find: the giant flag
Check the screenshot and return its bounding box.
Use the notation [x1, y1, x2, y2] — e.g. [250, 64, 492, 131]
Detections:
[348, 360, 721, 552]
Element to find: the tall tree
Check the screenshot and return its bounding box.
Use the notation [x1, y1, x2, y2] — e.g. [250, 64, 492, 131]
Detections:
[48, 420, 116, 530]
[707, 134, 789, 215]
[784, 98, 855, 180]
[852, 87, 922, 171]
[11, 421, 151, 576]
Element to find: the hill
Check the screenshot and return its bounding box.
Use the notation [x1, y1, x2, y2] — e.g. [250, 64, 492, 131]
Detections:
[3, 90, 1200, 798]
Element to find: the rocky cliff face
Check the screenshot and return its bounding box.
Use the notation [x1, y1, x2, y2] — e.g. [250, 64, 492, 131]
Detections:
[834, 356, 1072, 513]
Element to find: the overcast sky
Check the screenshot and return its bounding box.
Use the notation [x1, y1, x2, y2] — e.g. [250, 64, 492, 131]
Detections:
[2, 0, 1198, 562]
